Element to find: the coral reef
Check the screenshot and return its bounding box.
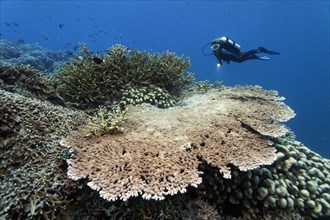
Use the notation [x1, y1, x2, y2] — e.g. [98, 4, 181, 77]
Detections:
[86, 106, 128, 138]
[61, 134, 328, 220]
[2, 40, 328, 219]
[61, 86, 295, 202]
[63, 185, 222, 220]
[118, 84, 176, 108]
[0, 39, 73, 73]
[202, 133, 330, 219]
[62, 175, 306, 220]
[194, 80, 224, 93]
[56, 44, 194, 109]
[0, 89, 89, 219]
[217, 85, 295, 137]
[0, 62, 61, 103]
[1, 82, 328, 219]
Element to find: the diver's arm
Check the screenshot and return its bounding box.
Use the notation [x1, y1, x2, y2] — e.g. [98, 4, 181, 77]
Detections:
[218, 58, 223, 65]
[213, 49, 223, 65]
[215, 53, 223, 65]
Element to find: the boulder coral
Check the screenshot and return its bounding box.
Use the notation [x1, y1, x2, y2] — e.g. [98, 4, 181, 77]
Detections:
[118, 84, 176, 109]
[61, 86, 295, 202]
[203, 134, 330, 219]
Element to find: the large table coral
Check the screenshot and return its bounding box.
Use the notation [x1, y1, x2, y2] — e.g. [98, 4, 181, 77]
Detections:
[62, 85, 295, 202]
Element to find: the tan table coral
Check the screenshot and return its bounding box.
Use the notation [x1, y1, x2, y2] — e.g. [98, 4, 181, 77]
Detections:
[61, 85, 295, 202]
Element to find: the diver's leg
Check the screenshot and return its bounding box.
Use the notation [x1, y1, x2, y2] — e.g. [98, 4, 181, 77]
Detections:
[237, 52, 262, 62]
[238, 53, 269, 62]
[223, 54, 240, 63]
[258, 47, 280, 55]
[241, 49, 259, 57]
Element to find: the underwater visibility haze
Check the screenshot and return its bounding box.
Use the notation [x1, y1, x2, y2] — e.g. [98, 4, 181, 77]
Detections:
[1, 0, 328, 157]
[0, 1, 330, 219]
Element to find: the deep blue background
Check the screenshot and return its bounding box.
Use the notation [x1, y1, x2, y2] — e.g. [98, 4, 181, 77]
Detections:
[1, 1, 329, 158]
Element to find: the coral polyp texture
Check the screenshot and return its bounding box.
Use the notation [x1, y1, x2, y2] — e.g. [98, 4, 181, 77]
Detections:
[61, 85, 295, 202]
[56, 44, 194, 109]
[118, 84, 176, 108]
[0, 89, 88, 219]
[202, 135, 330, 219]
[217, 85, 296, 137]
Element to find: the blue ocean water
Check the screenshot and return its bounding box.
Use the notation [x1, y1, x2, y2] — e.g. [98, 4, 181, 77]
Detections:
[1, 1, 329, 158]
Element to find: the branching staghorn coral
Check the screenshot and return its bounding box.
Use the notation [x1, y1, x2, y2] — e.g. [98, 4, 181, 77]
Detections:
[86, 107, 128, 138]
[56, 44, 194, 109]
[61, 85, 295, 202]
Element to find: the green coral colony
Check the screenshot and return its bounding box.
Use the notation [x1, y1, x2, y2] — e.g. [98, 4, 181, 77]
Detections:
[56, 44, 193, 109]
[0, 44, 329, 219]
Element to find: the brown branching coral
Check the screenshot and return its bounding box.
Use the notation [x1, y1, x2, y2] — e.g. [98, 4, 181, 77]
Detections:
[56, 44, 193, 109]
[61, 86, 295, 202]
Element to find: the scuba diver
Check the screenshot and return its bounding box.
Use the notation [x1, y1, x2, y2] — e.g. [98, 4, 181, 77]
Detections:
[204, 36, 280, 66]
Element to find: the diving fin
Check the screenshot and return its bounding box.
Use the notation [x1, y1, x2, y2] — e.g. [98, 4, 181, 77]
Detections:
[259, 56, 270, 60]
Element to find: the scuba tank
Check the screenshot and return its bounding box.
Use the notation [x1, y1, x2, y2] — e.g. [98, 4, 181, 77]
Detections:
[219, 36, 241, 50]
[202, 36, 242, 62]
[214, 36, 241, 56]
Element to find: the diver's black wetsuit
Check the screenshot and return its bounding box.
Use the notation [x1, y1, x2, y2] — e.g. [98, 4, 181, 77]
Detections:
[211, 36, 280, 65]
[213, 49, 263, 64]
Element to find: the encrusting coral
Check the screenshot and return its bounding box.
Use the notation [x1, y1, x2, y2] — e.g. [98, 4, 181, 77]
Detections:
[0, 89, 88, 219]
[61, 85, 295, 202]
[56, 44, 194, 109]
